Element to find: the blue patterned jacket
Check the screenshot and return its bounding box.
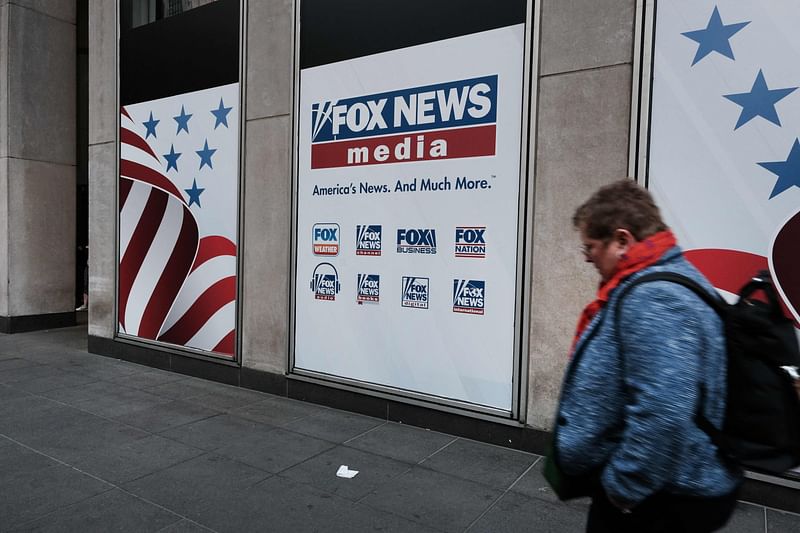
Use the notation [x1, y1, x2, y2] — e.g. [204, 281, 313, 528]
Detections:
[554, 247, 742, 506]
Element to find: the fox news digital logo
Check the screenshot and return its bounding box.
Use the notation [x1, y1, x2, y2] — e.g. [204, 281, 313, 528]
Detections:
[309, 263, 340, 301]
[455, 226, 486, 258]
[310, 75, 498, 169]
[356, 274, 380, 304]
[453, 279, 485, 315]
[401, 276, 429, 309]
[356, 225, 382, 256]
[397, 228, 437, 254]
[312, 223, 340, 256]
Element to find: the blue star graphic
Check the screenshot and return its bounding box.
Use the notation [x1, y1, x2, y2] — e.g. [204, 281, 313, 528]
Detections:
[173, 105, 193, 134]
[211, 98, 233, 129]
[724, 70, 797, 129]
[681, 6, 750, 66]
[143, 111, 159, 139]
[163, 144, 181, 172]
[185, 179, 205, 207]
[758, 139, 800, 199]
[196, 139, 217, 170]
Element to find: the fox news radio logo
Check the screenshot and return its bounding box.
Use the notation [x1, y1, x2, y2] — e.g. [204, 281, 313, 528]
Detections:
[310, 75, 498, 169]
[356, 274, 380, 304]
[401, 276, 429, 309]
[356, 224, 382, 256]
[397, 228, 437, 254]
[312, 223, 340, 256]
[453, 279, 485, 315]
[309, 263, 340, 301]
[455, 226, 486, 258]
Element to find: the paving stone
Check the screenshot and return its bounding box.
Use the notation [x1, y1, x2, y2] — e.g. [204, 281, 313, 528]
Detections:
[112, 399, 220, 434]
[109, 368, 190, 390]
[281, 445, 410, 501]
[0, 441, 59, 477]
[360, 466, 501, 532]
[186, 386, 269, 411]
[766, 508, 800, 532]
[0, 364, 70, 384]
[420, 438, 536, 490]
[144, 378, 229, 400]
[720, 502, 766, 532]
[282, 408, 385, 443]
[345, 422, 455, 464]
[216, 427, 335, 474]
[123, 453, 271, 516]
[469, 490, 587, 532]
[159, 414, 274, 451]
[0, 357, 40, 372]
[10, 371, 98, 394]
[228, 396, 325, 427]
[510, 455, 591, 508]
[156, 519, 216, 532]
[11, 488, 181, 532]
[72, 386, 172, 418]
[39, 380, 141, 405]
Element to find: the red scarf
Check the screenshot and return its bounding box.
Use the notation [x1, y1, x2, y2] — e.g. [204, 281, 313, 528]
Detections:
[570, 230, 677, 355]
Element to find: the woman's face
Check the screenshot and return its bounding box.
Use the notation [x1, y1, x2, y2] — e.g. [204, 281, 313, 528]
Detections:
[580, 229, 631, 283]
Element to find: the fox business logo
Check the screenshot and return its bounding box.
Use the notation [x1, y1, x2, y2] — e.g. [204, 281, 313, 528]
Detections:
[309, 263, 341, 301]
[310, 75, 498, 169]
[397, 228, 437, 254]
[455, 226, 486, 258]
[312, 223, 340, 256]
[356, 224, 382, 256]
[401, 276, 429, 309]
[453, 279, 485, 315]
[356, 274, 380, 304]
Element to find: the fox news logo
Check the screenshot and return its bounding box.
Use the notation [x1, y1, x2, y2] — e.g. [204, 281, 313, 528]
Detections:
[397, 228, 437, 254]
[309, 263, 340, 301]
[356, 274, 380, 304]
[356, 224, 382, 256]
[312, 223, 340, 256]
[453, 279, 485, 315]
[455, 226, 486, 258]
[310, 75, 498, 169]
[401, 276, 429, 309]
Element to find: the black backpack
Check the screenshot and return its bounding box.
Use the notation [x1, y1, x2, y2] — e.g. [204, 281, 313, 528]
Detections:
[616, 270, 800, 474]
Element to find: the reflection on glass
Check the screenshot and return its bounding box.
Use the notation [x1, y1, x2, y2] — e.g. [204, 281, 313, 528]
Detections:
[121, 0, 218, 30]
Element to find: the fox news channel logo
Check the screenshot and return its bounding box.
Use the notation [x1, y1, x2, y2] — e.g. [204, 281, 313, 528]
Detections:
[455, 226, 486, 258]
[356, 224, 382, 256]
[312, 223, 340, 256]
[401, 276, 429, 309]
[309, 263, 340, 301]
[453, 279, 485, 315]
[356, 274, 380, 304]
[397, 228, 437, 254]
[309, 75, 498, 169]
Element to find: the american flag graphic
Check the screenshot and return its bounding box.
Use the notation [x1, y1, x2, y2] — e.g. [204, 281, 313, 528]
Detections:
[119, 83, 239, 357]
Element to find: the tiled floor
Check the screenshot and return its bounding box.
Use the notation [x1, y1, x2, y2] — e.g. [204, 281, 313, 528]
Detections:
[0, 326, 798, 532]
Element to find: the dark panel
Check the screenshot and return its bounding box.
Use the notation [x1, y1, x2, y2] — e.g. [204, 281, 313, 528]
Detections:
[171, 354, 239, 386]
[300, 0, 527, 69]
[288, 379, 388, 419]
[0, 313, 77, 334]
[120, 0, 239, 105]
[241, 367, 288, 396]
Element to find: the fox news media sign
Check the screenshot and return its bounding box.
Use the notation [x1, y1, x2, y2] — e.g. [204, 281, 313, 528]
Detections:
[294, 22, 526, 412]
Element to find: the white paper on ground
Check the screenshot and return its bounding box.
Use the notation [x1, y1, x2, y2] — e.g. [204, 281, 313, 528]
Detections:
[336, 465, 359, 478]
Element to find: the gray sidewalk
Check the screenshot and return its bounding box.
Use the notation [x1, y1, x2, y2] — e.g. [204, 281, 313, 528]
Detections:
[0, 327, 798, 532]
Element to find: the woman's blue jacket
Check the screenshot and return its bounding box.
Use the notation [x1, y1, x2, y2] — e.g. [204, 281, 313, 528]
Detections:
[554, 247, 742, 507]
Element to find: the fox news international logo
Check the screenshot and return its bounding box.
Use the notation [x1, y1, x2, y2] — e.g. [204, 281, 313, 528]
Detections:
[396, 228, 437, 254]
[401, 276, 429, 309]
[356, 224, 382, 256]
[356, 274, 380, 304]
[309, 263, 340, 301]
[455, 226, 486, 258]
[312, 223, 340, 256]
[310, 75, 498, 169]
[453, 279, 485, 315]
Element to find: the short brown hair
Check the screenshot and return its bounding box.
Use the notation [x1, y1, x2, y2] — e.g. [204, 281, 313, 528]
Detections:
[572, 179, 667, 240]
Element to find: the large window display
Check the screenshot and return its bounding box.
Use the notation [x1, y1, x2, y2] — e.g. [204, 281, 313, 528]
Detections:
[292, 0, 530, 414]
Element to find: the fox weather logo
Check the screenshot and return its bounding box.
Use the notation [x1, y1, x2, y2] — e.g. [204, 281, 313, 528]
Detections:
[454, 226, 486, 258]
[453, 279, 485, 315]
[396, 228, 437, 254]
[309, 263, 340, 301]
[401, 276, 429, 309]
[312, 223, 340, 256]
[356, 225, 382, 256]
[356, 274, 380, 304]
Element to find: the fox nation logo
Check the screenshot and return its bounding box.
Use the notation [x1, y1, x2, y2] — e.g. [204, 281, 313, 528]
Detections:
[309, 263, 341, 301]
[312, 223, 340, 256]
[401, 276, 430, 309]
[455, 226, 486, 258]
[453, 279, 485, 315]
[356, 225, 382, 256]
[356, 274, 380, 304]
[397, 228, 437, 254]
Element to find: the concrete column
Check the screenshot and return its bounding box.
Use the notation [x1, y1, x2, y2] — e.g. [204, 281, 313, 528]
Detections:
[0, 1, 77, 333]
[525, 0, 636, 428]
